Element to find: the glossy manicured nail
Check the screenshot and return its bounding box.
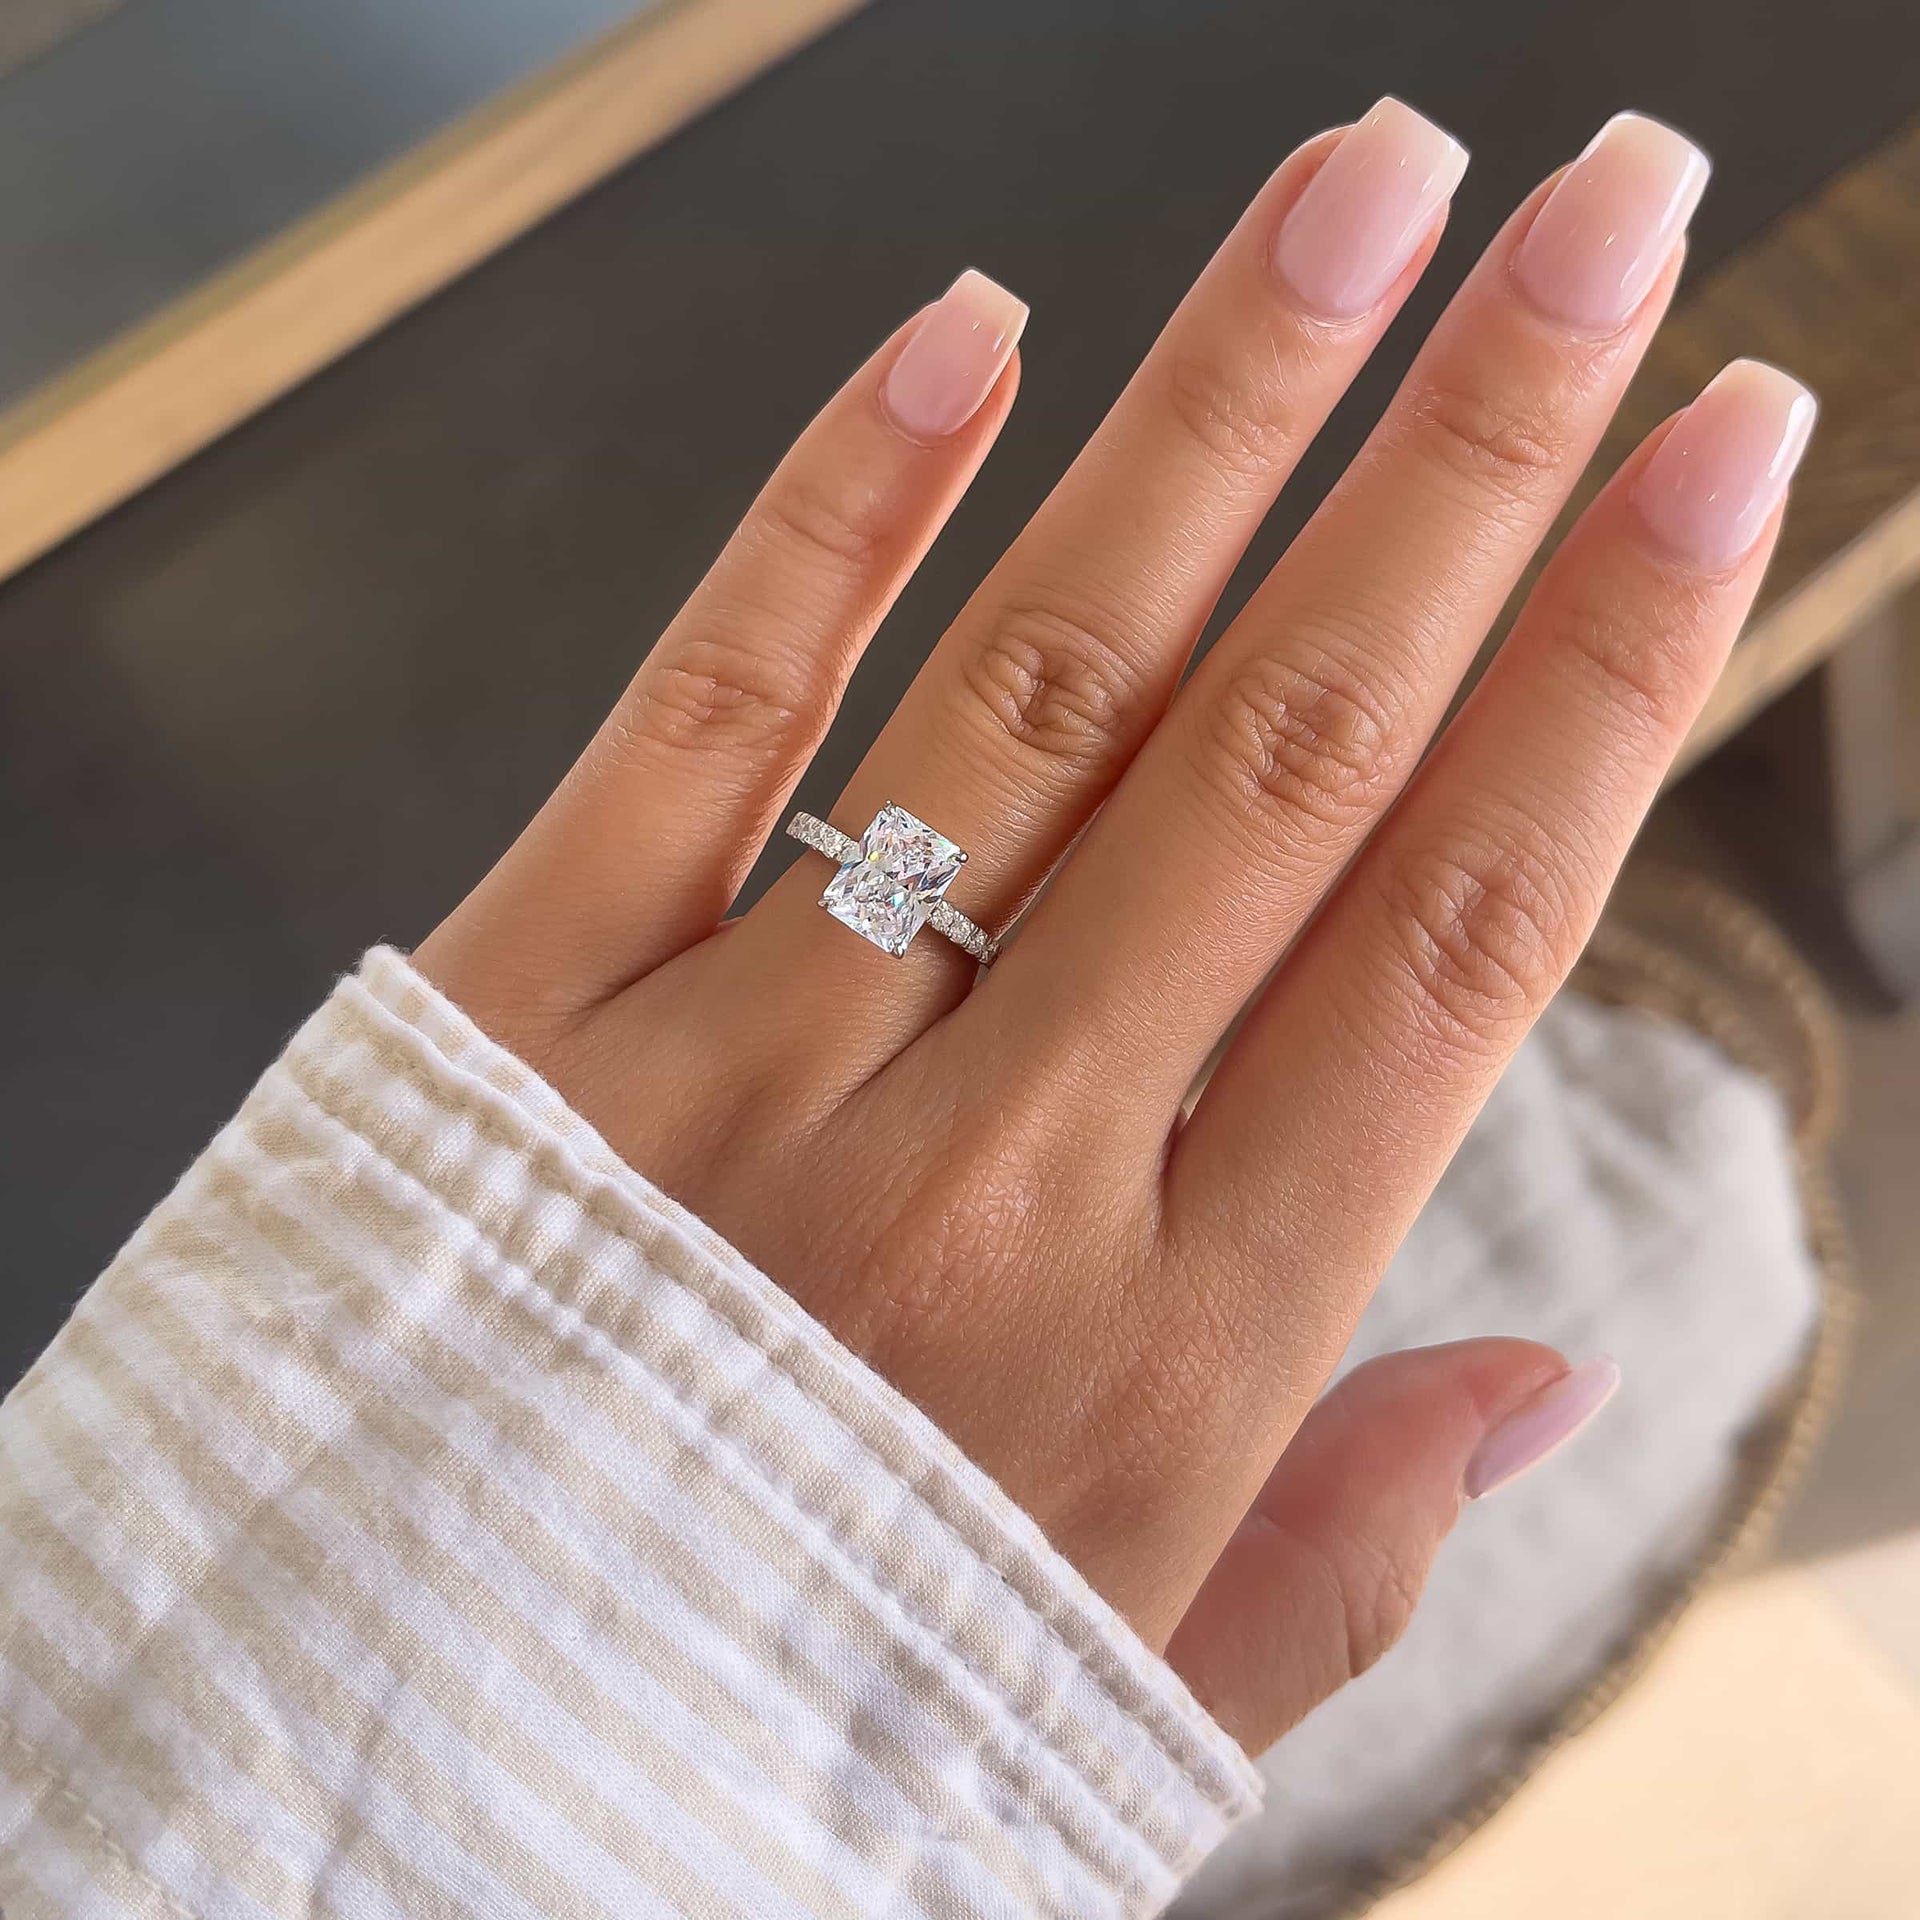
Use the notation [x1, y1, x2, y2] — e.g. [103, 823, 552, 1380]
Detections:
[1514, 112, 1709, 331]
[1272, 97, 1468, 321]
[1465, 1356, 1621, 1498]
[881, 268, 1028, 442]
[1633, 360, 1818, 567]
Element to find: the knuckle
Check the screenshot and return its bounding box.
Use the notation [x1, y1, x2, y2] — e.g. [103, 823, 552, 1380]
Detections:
[1554, 585, 1713, 743]
[957, 592, 1150, 775]
[750, 470, 891, 576]
[1205, 649, 1403, 839]
[1383, 831, 1581, 1047]
[1161, 340, 1300, 481]
[622, 630, 825, 765]
[848, 1099, 1066, 1363]
[1403, 377, 1571, 507]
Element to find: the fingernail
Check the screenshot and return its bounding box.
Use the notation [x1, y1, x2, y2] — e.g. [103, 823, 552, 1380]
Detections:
[1465, 1356, 1621, 1499]
[1632, 360, 1818, 568]
[881, 268, 1028, 442]
[1513, 112, 1710, 331]
[1272, 97, 1468, 321]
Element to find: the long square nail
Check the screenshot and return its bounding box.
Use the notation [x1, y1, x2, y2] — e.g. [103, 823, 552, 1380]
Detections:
[882, 269, 1029, 442]
[1513, 112, 1709, 332]
[1633, 359, 1817, 568]
[1272, 98, 1468, 322]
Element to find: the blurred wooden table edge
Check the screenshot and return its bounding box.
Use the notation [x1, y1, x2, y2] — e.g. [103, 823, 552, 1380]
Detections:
[0, 0, 869, 588]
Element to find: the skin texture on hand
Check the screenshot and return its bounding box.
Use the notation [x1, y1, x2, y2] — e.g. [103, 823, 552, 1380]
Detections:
[417, 102, 1811, 1756]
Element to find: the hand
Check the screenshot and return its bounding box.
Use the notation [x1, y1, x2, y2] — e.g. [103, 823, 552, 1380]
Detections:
[417, 101, 1811, 1752]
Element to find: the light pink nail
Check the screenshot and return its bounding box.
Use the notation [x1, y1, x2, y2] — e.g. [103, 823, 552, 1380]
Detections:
[1272, 97, 1468, 321]
[881, 268, 1028, 442]
[1633, 360, 1818, 568]
[1464, 1356, 1621, 1499]
[1513, 112, 1709, 332]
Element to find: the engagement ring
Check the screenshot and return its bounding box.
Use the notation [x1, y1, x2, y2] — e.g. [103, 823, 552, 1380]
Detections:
[786, 805, 998, 964]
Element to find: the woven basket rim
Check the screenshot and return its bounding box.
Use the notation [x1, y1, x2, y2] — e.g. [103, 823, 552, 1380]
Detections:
[1317, 868, 1856, 1920]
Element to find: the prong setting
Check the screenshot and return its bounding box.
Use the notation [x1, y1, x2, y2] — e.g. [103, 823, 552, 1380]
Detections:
[786, 807, 997, 964]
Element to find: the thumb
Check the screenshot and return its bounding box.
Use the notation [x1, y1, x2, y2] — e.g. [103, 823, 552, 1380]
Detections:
[1165, 1339, 1619, 1755]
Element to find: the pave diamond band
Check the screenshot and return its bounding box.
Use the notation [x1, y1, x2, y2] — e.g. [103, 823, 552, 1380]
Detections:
[787, 806, 999, 965]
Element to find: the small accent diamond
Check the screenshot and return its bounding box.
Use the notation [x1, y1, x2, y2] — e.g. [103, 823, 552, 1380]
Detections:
[820, 803, 967, 957]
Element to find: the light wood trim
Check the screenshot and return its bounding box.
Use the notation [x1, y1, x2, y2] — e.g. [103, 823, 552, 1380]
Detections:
[0, 0, 868, 583]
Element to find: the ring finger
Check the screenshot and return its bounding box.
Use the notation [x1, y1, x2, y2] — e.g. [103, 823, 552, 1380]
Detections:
[748, 99, 1468, 1030]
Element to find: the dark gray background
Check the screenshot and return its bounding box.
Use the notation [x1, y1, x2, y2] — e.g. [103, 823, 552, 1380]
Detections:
[4, 0, 1918, 1385]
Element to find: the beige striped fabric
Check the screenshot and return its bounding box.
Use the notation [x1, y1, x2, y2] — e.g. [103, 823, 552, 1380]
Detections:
[0, 949, 1260, 1918]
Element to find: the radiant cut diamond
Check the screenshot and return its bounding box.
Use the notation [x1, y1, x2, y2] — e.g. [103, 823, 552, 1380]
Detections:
[820, 803, 967, 956]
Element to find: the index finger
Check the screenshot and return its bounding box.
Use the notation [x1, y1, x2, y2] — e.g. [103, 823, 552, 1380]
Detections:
[418, 270, 1026, 1026]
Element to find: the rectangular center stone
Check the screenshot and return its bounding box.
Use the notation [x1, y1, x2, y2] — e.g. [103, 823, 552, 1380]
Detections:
[821, 803, 966, 956]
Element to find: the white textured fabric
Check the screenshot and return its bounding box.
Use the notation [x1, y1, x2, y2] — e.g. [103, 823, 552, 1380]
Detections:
[1174, 990, 1822, 1918]
[0, 948, 1260, 1920]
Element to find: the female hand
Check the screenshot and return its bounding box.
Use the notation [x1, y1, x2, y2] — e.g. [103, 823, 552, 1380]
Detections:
[416, 101, 1811, 1752]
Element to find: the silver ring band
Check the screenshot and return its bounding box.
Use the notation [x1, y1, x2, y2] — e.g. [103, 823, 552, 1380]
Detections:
[786, 807, 999, 965]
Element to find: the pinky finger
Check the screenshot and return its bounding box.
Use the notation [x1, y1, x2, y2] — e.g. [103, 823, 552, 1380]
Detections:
[420, 269, 1026, 1025]
[1175, 360, 1815, 1339]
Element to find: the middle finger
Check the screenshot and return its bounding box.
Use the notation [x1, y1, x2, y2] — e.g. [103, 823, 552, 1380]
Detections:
[994, 112, 1709, 1108]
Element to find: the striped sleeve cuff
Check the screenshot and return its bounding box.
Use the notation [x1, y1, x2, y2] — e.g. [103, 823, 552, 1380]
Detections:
[0, 947, 1260, 1918]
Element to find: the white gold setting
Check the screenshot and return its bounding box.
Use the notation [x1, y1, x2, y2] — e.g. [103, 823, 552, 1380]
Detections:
[787, 805, 998, 964]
